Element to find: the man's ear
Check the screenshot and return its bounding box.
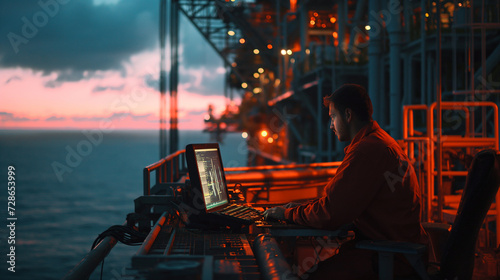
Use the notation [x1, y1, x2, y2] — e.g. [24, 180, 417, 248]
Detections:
[344, 108, 352, 123]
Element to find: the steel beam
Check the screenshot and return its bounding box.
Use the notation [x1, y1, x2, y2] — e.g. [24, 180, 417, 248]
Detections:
[170, 0, 179, 154]
[368, 0, 381, 121]
[386, 0, 403, 139]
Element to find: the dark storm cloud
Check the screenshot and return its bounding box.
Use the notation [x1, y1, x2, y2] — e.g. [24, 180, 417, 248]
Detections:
[188, 109, 207, 116]
[143, 61, 225, 97]
[5, 76, 22, 84]
[72, 112, 152, 122]
[0, 0, 226, 97]
[144, 73, 159, 90]
[0, 112, 37, 122]
[92, 84, 125, 93]
[0, 0, 159, 76]
[180, 69, 225, 96]
[177, 16, 225, 96]
[44, 70, 87, 87]
[46, 116, 66, 121]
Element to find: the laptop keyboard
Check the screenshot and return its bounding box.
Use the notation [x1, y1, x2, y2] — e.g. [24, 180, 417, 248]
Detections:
[217, 204, 264, 224]
[168, 228, 261, 280]
[169, 228, 254, 257]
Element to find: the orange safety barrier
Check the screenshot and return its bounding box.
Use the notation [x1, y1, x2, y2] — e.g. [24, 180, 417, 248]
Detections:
[143, 149, 186, 195]
[225, 162, 341, 206]
[403, 101, 499, 246]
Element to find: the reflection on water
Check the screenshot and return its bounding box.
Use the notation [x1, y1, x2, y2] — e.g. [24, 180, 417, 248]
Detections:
[0, 129, 247, 279]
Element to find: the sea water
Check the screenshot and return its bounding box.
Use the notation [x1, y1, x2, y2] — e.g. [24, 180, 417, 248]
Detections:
[0, 129, 248, 280]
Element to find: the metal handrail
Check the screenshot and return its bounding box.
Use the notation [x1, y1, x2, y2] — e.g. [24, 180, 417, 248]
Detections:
[225, 161, 341, 172]
[143, 149, 187, 195]
[63, 222, 125, 280]
[135, 212, 169, 256]
[403, 101, 499, 227]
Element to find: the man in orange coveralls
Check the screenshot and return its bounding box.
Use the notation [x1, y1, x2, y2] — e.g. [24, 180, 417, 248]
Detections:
[264, 84, 427, 279]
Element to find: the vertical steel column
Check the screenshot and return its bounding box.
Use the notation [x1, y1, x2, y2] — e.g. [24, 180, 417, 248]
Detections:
[427, 55, 434, 104]
[337, 0, 346, 62]
[169, 0, 179, 154]
[159, 0, 168, 159]
[299, 5, 307, 60]
[420, 0, 426, 105]
[368, 0, 381, 121]
[436, 0, 443, 222]
[327, 119, 333, 161]
[403, 54, 412, 105]
[452, 0, 457, 97]
[347, 0, 368, 54]
[469, 0, 475, 134]
[276, 0, 281, 94]
[380, 60, 387, 127]
[317, 74, 324, 161]
[387, 1, 403, 139]
[335, 0, 347, 158]
[282, 13, 287, 86]
[480, 0, 487, 139]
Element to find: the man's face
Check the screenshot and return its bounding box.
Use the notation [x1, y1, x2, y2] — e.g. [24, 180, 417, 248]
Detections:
[329, 103, 349, 142]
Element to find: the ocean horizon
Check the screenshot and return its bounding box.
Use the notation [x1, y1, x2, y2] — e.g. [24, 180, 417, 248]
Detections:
[0, 129, 248, 279]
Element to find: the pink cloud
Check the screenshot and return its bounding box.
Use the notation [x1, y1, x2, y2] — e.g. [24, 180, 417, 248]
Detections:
[0, 49, 239, 131]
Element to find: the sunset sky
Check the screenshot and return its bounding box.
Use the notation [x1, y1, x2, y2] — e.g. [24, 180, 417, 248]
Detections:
[0, 0, 238, 130]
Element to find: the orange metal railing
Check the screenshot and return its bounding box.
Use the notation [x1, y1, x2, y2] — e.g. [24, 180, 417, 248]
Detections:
[143, 149, 186, 195]
[142, 150, 341, 207]
[225, 162, 341, 206]
[403, 101, 499, 245]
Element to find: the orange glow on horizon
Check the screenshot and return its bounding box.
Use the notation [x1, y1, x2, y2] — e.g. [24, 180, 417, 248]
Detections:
[0, 52, 238, 131]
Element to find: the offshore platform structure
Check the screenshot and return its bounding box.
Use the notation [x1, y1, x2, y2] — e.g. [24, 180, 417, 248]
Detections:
[64, 2, 500, 278]
[167, 0, 499, 241]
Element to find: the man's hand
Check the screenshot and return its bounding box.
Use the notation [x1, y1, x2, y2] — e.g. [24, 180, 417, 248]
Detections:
[263, 206, 286, 221]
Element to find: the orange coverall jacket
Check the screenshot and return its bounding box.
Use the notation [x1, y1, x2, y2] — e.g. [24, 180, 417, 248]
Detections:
[284, 121, 426, 244]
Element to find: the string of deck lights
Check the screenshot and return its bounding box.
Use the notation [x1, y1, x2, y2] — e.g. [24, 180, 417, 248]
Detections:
[240, 129, 279, 145]
[227, 27, 294, 95]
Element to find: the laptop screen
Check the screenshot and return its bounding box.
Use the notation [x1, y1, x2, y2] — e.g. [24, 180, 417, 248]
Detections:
[186, 143, 229, 212]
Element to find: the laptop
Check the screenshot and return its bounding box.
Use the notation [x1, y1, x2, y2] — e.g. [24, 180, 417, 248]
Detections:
[185, 143, 263, 226]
